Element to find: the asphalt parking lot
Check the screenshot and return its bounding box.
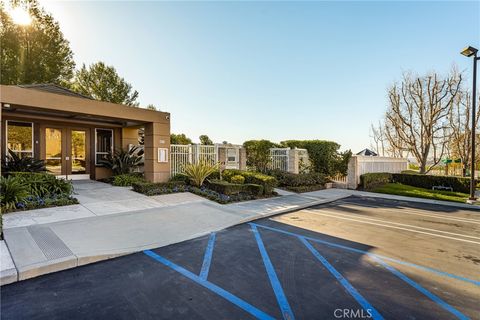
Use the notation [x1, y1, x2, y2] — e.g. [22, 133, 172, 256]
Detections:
[1, 196, 479, 320]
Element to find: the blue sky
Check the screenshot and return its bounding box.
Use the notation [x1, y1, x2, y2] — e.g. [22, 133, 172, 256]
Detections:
[40, 0, 479, 152]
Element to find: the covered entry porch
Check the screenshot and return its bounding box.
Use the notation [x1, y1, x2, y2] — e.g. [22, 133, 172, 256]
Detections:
[0, 85, 171, 182]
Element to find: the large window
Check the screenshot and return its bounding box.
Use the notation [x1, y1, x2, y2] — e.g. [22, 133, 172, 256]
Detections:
[95, 129, 113, 165]
[6, 121, 33, 158]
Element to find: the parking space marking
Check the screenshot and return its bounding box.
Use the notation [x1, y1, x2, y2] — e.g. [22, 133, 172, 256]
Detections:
[334, 202, 480, 224]
[299, 237, 384, 320]
[370, 256, 469, 320]
[303, 210, 480, 244]
[252, 223, 480, 286]
[143, 250, 275, 320]
[251, 224, 296, 320]
[306, 209, 480, 240]
[200, 232, 216, 280]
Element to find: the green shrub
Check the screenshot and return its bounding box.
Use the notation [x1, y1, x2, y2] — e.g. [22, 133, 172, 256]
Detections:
[11, 172, 73, 197]
[183, 161, 218, 187]
[170, 173, 190, 184]
[230, 175, 245, 184]
[1, 149, 46, 174]
[132, 181, 187, 196]
[359, 173, 393, 190]
[269, 170, 327, 187]
[97, 146, 144, 175]
[112, 173, 146, 186]
[243, 140, 280, 172]
[188, 187, 256, 204]
[242, 184, 264, 197]
[0, 176, 30, 211]
[284, 185, 325, 193]
[401, 170, 420, 175]
[207, 180, 245, 195]
[392, 173, 470, 193]
[280, 140, 352, 176]
[207, 179, 263, 196]
[223, 169, 277, 195]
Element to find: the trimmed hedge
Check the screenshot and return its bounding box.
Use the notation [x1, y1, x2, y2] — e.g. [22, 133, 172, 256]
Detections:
[132, 181, 187, 196]
[285, 184, 326, 193]
[269, 170, 327, 187]
[230, 175, 245, 184]
[360, 173, 392, 190]
[392, 173, 470, 193]
[112, 173, 146, 186]
[169, 173, 190, 183]
[207, 179, 263, 196]
[222, 170, 277, 195]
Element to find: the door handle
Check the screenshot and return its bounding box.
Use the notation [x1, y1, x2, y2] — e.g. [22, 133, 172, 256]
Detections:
[66, 156, 70, 161]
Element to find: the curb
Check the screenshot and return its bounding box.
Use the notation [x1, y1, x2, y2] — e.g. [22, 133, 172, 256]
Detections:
[354, 191, 480, 211]
[0, 195, 348, 286]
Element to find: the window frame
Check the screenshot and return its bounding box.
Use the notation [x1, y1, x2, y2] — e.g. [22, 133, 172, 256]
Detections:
[226, 148, 238, 163]
[5, 120, 34, 158]
[95, 128, 114, 166]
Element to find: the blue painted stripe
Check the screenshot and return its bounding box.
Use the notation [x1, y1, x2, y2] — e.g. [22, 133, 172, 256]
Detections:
[299, 237, 384, 320]
[250, 224, 295, 320]
[143, 250, 275, 320]
[251, 223, 480, 286]
[200, 232, 216, 280]
[370, 256, 469, 320]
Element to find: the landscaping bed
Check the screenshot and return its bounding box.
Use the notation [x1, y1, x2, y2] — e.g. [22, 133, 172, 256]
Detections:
[268, 170, 328, 193]
[0, 172, 78, 213]
[371, 183, 469, 203]
[359, 172, 473, 203]
[131, 168, 278, 204]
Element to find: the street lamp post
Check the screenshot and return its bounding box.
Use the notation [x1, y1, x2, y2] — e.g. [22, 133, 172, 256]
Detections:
[461, 46, 479, 201]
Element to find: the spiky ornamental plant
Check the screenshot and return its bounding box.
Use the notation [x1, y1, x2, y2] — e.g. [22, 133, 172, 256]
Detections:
[1, 149, 46, 174]
[98, 146, 144, 175]
[182, 161, 218, 187]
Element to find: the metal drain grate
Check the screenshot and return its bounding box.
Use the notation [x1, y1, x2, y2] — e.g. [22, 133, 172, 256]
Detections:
[27, 226, 74, 260]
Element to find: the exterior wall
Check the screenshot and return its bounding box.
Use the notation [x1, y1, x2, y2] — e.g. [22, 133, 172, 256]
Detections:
[144, 122, 170, 182]
[288, 149, 298, 174]
[122, 127, 140, 149]
[218, 147, 227, 171]
[1, 114, 124, 180]
[346, 155, 408, 189]
[239, 148, 247, 171]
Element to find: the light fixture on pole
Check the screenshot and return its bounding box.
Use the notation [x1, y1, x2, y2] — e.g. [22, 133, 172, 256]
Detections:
[460, 45, 479, 201]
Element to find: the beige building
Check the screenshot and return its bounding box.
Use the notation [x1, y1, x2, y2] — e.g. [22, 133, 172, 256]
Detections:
[1, 84, 170, 182]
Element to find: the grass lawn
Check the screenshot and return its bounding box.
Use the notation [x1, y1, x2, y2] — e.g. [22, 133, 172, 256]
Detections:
[371, 183, 469, 203]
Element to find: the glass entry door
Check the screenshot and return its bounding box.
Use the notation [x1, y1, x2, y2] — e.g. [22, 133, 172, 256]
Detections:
[44, 127, 90, 177]
[70, 130, 87, 174]
[45, 128, 63, 175]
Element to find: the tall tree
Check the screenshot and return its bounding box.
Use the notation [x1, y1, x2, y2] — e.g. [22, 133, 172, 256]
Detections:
[199, 135, 213, 145]
[72, 62, 139, 106]
[384, 71, 462, 173]
[243, 140, 278, 173]
[370, 122, 386, 156]
[0, 0, 75, 85]
[170, 133, 192, 145]
[448, 91, 480, 176]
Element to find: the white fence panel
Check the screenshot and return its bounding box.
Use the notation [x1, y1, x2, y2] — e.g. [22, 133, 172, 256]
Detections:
[270, 148, 289, 172]
[347, 156, 408, 189]
[170, 144, 218, 176]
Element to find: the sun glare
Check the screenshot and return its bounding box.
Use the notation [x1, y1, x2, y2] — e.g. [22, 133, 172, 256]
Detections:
[9, 6, 32, 26]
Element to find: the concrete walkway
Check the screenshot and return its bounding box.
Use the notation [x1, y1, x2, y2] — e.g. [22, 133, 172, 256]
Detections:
[2, 185, 478, 285]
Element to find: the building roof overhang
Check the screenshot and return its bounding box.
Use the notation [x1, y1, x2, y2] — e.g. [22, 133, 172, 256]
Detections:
[0, 85, 170, 127]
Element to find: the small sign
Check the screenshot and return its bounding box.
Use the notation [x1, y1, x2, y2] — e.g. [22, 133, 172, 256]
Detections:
[158, 148, 168, 163]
